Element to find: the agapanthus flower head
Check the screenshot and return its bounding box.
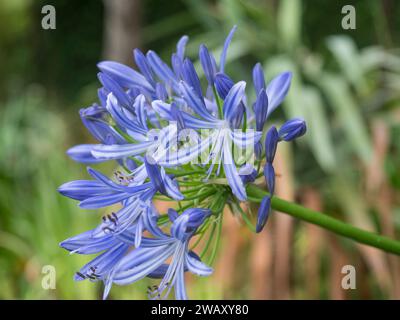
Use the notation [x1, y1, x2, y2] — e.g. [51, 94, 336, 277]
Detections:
[59, 25, 306, 299]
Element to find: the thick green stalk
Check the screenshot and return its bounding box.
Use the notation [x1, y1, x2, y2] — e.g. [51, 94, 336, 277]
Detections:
[247, 184, 400, 256]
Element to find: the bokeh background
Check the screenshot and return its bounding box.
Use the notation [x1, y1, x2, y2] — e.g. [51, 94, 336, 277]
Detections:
[0, 0, 400, 299]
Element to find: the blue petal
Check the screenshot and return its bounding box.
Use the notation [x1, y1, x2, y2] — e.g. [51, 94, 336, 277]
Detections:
[80, 106, 125, 144]
[180, 112, 222, 129]
[171, 214, 189, 240]
[171, 53, 183, 78]
[151, 100, 174, 121]
[230, 103, 246, 129]
[179, 81, 216, 122]
[134, 216, 144, 248]
[170, 103, 185, 130]
[74, 243, 128, 281]
[60, 229, 115, 254]
[223, 81, 246, 122]
[97, 61, 153, 92]
[91, 141, 155, 160]
[58, 180, 111, 201]
[185, 253, 213, 276]
[220, 25, 237, 73]
[133, 49, 156, 86]
[158, 133, 214, 166]
[155, 82, 169, 100]
[162, 170, 184, 201]
[182, 59, 203, 98]
[146, 50, 179, 92]
[133, 94, 148, 130]
[147, 264, 169, 279]
[115, 245, 170, 271]
[215, 72, 234, 99]
[142, 206, 166, 239]
[176, 35, 189, 61]
[112, 245, 176, 285]
[199, 44, 217, 85]
[144, 156, 167, 195]
[168, 208, 179, 222]
[79, 192, 130, 209]
[185, 208, 211, 230]
[266, 72, 292, 116]
[98, 88, 108, 107]
[231, 130, 262, 148]
[239, 164, 257, 184]
[106, 93, 147, 135]
[174, 264, 188, 300]
[252, 63, 266, 94]
[223, 136, 247, 201]
[98, 72, 132, 109]
[67, 144, 107, 164]
[87, 167, 149, 194]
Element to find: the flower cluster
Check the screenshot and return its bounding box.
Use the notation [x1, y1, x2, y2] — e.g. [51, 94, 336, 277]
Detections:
[59, 26, 306, 300]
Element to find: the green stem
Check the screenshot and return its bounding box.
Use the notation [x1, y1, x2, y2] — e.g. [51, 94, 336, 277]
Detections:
[212, 86, 223, 119]
[208, 213, 223, 266]
[247, 184, 400, 256]
[166, 169, 205, 177]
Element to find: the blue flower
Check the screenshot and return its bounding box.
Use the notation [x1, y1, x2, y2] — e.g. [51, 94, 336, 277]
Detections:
[60, 226, 134, 282]
[103, 208, 212, 300]
[59, 25, 306, 299]
[59, 157, 183, 246]
[153, 77, 262, 201]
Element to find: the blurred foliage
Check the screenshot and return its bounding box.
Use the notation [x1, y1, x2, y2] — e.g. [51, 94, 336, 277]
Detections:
[0, 0, 400, 299]
[0, 87, 98, 298]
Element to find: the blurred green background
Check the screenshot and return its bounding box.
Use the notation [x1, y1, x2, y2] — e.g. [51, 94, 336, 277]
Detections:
[0, 0, 400, 299]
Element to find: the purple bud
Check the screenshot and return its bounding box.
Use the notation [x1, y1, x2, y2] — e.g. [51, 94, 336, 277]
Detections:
[239, 164, 257, 184]
[215, 72, 234, 99]
[256, 195, 271, 233]
[266, 72, 292, 116]
[176, 35, 189, 61]
[263, 162, 275, 195]
[199, 44, 217, 85]
[253, 63, 265, 94]
[182, 58, 203, 98]
[255, 141, 263, 159]
[133, 49, 155, 86]
[265, 126, 279, 163]
[254, 89, 268, 131]
[278, 118, 307, 141]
